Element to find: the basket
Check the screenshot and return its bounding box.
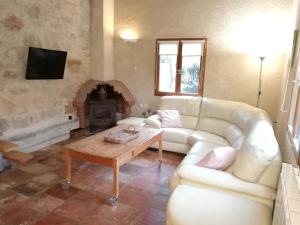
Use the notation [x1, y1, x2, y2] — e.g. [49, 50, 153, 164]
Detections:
[104, 125, 140, 144]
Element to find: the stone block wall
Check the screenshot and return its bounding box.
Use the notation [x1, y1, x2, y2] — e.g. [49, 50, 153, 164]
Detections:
[0, 0, 91, 136]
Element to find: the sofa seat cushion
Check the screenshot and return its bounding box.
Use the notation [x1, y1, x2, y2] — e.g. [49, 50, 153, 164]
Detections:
[162, 128, 194, 144]
[188, 130, 230, 146]
[152, 141, 190, 154]
[166, 185, 272, 225]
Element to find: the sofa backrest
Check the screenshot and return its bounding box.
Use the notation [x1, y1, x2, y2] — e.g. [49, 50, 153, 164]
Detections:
[159, 96, 202, 129]
[196, 98, 245, 148]
[197, 97, 280, 186]
[233, 120, 280, 185]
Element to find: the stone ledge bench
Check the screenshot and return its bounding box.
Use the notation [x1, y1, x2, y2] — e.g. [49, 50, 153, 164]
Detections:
[0, 140, 33, 171]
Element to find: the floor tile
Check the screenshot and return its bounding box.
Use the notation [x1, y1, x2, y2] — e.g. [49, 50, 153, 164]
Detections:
[46, 184, 80, 200]
[19, 163, 55, 175]
[0, 191, 29, 215]
[26, 194, 65, 213]
[0, 182, 12, 192]
[54, 191, 107, 225]
[133, 207, 165, 225]
[0, 169, 32, 187]
[119, 185, 151, 209]
[0, 206, 43, 225]
[69, 172, 99, 190]
[128, 157, 156, 168]
[148, 193, 169, 211]
[13, 182, 46, 196]
[126, 177, 160, 193]
[31, 172, 62, 186]
[87, 179, 117, 195]
[34, 212, 81, 225]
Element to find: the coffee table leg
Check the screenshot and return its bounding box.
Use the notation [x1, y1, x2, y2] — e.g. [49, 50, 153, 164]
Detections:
[159, 135, 163, 165]
[110, 162, 119, 205]
[63, 149, 72, 190]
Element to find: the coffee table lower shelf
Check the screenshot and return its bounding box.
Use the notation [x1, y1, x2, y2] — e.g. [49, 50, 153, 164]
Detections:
[62, 128, 163, 205]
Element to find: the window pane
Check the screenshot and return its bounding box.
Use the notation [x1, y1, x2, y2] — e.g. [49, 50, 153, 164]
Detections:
[182, 43, 202, 56]
[159, 55, 177, 92]
[159, 43, 178, 55]
[180, 56, 201, 94]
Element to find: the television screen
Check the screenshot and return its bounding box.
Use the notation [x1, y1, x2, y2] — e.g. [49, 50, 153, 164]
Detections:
[26, 47, 67, 80]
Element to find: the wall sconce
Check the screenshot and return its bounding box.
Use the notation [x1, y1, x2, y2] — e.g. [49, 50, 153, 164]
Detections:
[120, 30, 138, 43]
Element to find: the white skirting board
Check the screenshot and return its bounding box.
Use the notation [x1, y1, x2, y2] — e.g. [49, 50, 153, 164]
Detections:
[0, 118, 79, 153]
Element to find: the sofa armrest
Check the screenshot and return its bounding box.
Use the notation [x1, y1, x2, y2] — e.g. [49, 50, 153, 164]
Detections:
[176, 165, 276, 200]
[144, 114, 161, 128]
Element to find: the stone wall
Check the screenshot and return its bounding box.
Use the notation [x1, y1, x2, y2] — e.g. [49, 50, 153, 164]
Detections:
[0, 0, 90, 137]
[114, 0, 292, 122]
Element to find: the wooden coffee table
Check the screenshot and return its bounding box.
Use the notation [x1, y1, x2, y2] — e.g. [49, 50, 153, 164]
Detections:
[63, 125, 163, 204]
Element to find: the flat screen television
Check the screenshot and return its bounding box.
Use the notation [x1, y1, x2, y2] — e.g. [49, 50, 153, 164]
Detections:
[25, 47, 67, 80]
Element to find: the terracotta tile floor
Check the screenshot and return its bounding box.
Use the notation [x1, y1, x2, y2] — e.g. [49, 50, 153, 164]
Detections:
[0, 141, 183, 225]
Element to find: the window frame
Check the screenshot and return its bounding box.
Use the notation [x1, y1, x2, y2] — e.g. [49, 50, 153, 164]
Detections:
[287, 52, 300, 165]
[154, 38, 207, 96]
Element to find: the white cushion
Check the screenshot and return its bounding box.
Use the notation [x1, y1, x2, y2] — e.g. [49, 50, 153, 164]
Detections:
[161, 128, 194, 144]
[157, 110, 182, 128]
[144, 114, 161, 128]
[189, 130, 230, 146]
[116, 117, 145, 126]
[166, 185, 272, 225]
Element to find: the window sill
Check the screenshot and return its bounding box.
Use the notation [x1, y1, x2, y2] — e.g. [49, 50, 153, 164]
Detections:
[155, 91, 202, 97]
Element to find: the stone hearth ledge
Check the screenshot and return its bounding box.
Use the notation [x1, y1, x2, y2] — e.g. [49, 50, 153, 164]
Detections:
[0, 118, 79, 153]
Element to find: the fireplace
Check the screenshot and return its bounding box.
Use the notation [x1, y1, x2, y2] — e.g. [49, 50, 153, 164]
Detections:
[73, 79, 135, 133]
[90, 99, 116, 133]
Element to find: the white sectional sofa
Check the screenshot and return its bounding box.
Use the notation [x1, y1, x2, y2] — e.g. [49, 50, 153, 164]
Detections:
[144, 96, 281, 224]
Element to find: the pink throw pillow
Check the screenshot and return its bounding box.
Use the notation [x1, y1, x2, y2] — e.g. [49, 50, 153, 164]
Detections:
[197, 147, 238, 170]
[157, 110, 182, 128]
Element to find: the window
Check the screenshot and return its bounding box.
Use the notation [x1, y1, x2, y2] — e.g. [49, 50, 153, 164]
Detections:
[155, 38, 207, 96]
[288, 57, 300, 154]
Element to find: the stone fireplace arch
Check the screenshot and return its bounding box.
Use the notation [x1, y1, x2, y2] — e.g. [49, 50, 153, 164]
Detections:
[73, 79, 135, 128]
